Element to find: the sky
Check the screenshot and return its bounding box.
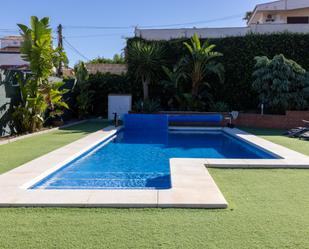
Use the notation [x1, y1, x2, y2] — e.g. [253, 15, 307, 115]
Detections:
[0, 0, 267, 66]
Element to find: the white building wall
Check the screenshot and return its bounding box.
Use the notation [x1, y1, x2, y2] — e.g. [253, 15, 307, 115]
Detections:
[287, 0, 309, 9]
[135, 27, 249, 40]
[0, 39, 22, 49]
[135, 23, 309, 40]
[251, 23, 309, 33]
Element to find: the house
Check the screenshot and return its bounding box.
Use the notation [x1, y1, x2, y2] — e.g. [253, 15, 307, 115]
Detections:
[135, 0, 309, 40]
[248, 0, 309, 25]
[0, 36, 28, 69]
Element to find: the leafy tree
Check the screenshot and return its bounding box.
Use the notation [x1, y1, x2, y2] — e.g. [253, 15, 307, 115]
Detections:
[89, 54, 125, 64]
[243, 11, 253, 22]
[74, 61, 94, 118]
[252, 54, 309, 113]
[12, 16, 68, 133]
[161, 63, 188, 109]
[127, 40, 166, 100]
[183, 33, 224, 99]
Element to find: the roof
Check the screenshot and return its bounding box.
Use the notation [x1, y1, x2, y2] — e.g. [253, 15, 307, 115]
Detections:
[248, 0, 309, 24]
[0, 36, 23, 41]
[0, 64, 29, 70]
[0, 47, 20, 53]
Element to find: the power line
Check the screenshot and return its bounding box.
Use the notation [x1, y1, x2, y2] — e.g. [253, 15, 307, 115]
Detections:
[63, 38, 90, 61]
[0, 29, 19, 34]
[63, 25, 133, 30]
[64, 33, 132, 39]
[63, 13, 244, 31]
[0, 28, 18, 31]
[139, 14, 244, 28]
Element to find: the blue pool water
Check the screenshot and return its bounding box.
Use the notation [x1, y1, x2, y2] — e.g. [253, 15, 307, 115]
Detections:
[31, 129, 278, 190]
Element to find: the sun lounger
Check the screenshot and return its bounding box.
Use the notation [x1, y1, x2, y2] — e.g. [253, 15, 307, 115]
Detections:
[299, 131, 309, 140]
[284, 120, 309, 138]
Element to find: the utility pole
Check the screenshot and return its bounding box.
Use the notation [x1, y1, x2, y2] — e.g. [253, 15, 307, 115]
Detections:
[57, 24, 63, 77]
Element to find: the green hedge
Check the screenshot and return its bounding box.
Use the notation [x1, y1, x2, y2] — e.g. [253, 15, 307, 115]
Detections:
[127, 33, 309, 111]
[73, 73, 136, 117]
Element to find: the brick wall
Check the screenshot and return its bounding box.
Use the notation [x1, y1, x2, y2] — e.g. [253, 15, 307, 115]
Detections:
[234, 111, 309, 129]
[161, 111, 309, 129]
[133, 111, 309, 129]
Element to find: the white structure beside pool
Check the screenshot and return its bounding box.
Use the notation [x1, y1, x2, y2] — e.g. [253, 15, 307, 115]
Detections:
[0, 125, 308, 208]
[108, 94, 132, 121]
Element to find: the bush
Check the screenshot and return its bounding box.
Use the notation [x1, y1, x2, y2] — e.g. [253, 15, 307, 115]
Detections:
[133, 99, 161, 113]
[11, 106, 33, 134]
[73, 73, 133, 117]
[252, 54, 309, 113]
[209, 101, 229, 112]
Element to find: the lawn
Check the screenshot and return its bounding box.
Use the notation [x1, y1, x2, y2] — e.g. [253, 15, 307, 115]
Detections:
[0, 120, 110, 174]
[0, 124, 308, 249]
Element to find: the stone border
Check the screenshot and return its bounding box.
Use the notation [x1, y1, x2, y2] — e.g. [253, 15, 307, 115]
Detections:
[0, 126, 308, 208]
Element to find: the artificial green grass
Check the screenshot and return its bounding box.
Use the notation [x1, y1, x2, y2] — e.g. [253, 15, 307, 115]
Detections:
[242, 127, 309, 156]
[0, 120, 110, 174]
[0, 169, 308, 249]
[0, 126, 309, 248]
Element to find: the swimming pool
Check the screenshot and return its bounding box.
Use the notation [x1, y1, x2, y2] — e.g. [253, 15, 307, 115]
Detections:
[31, 128, 278, 190]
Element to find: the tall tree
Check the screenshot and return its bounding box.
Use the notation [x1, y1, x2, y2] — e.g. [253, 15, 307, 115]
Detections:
[183, 33, 224, 98]
[127, 40, 166, 100]
[74, 61, 94, 118]
[13, 16, 68, 132]
[243, 11, 253, 22]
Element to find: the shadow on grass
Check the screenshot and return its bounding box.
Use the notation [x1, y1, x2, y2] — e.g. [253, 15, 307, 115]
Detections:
[239, 127, 285, 137]
[59, 120, 113, 134]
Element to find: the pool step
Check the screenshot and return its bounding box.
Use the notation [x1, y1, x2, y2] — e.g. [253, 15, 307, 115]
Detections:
[37, 172, 171, 189]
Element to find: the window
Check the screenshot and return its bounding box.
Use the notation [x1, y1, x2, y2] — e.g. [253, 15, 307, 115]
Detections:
[287, 16, 309, 24]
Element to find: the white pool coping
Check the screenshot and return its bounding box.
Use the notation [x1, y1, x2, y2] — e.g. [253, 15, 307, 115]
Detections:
[171, 127, 309, 168]
[0, 126, 308, 208]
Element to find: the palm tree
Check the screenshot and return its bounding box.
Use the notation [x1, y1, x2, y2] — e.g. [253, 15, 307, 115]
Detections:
[243, 11, 253, 22]
[161, 63, 186, 109]
[183, 33, 224, 98]
[127, 40, 166, 100]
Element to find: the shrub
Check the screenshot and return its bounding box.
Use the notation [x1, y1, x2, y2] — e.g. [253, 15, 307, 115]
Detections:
[73, 73, 133, 117]
[11, 106, 34, 134]
[133, 99, 161, 113]
[88, 54, 125, 64]
[252, 54, 309, 113]
[210, 101, 229, 112]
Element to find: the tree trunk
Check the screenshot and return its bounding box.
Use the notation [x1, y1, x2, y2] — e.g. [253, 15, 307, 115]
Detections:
[142, 78, 149, 101]
[191, 82, 199, 99]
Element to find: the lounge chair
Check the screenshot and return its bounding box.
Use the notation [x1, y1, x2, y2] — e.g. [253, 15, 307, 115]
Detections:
[284, 120, 309, 138]
[299, 131, 309, 140]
